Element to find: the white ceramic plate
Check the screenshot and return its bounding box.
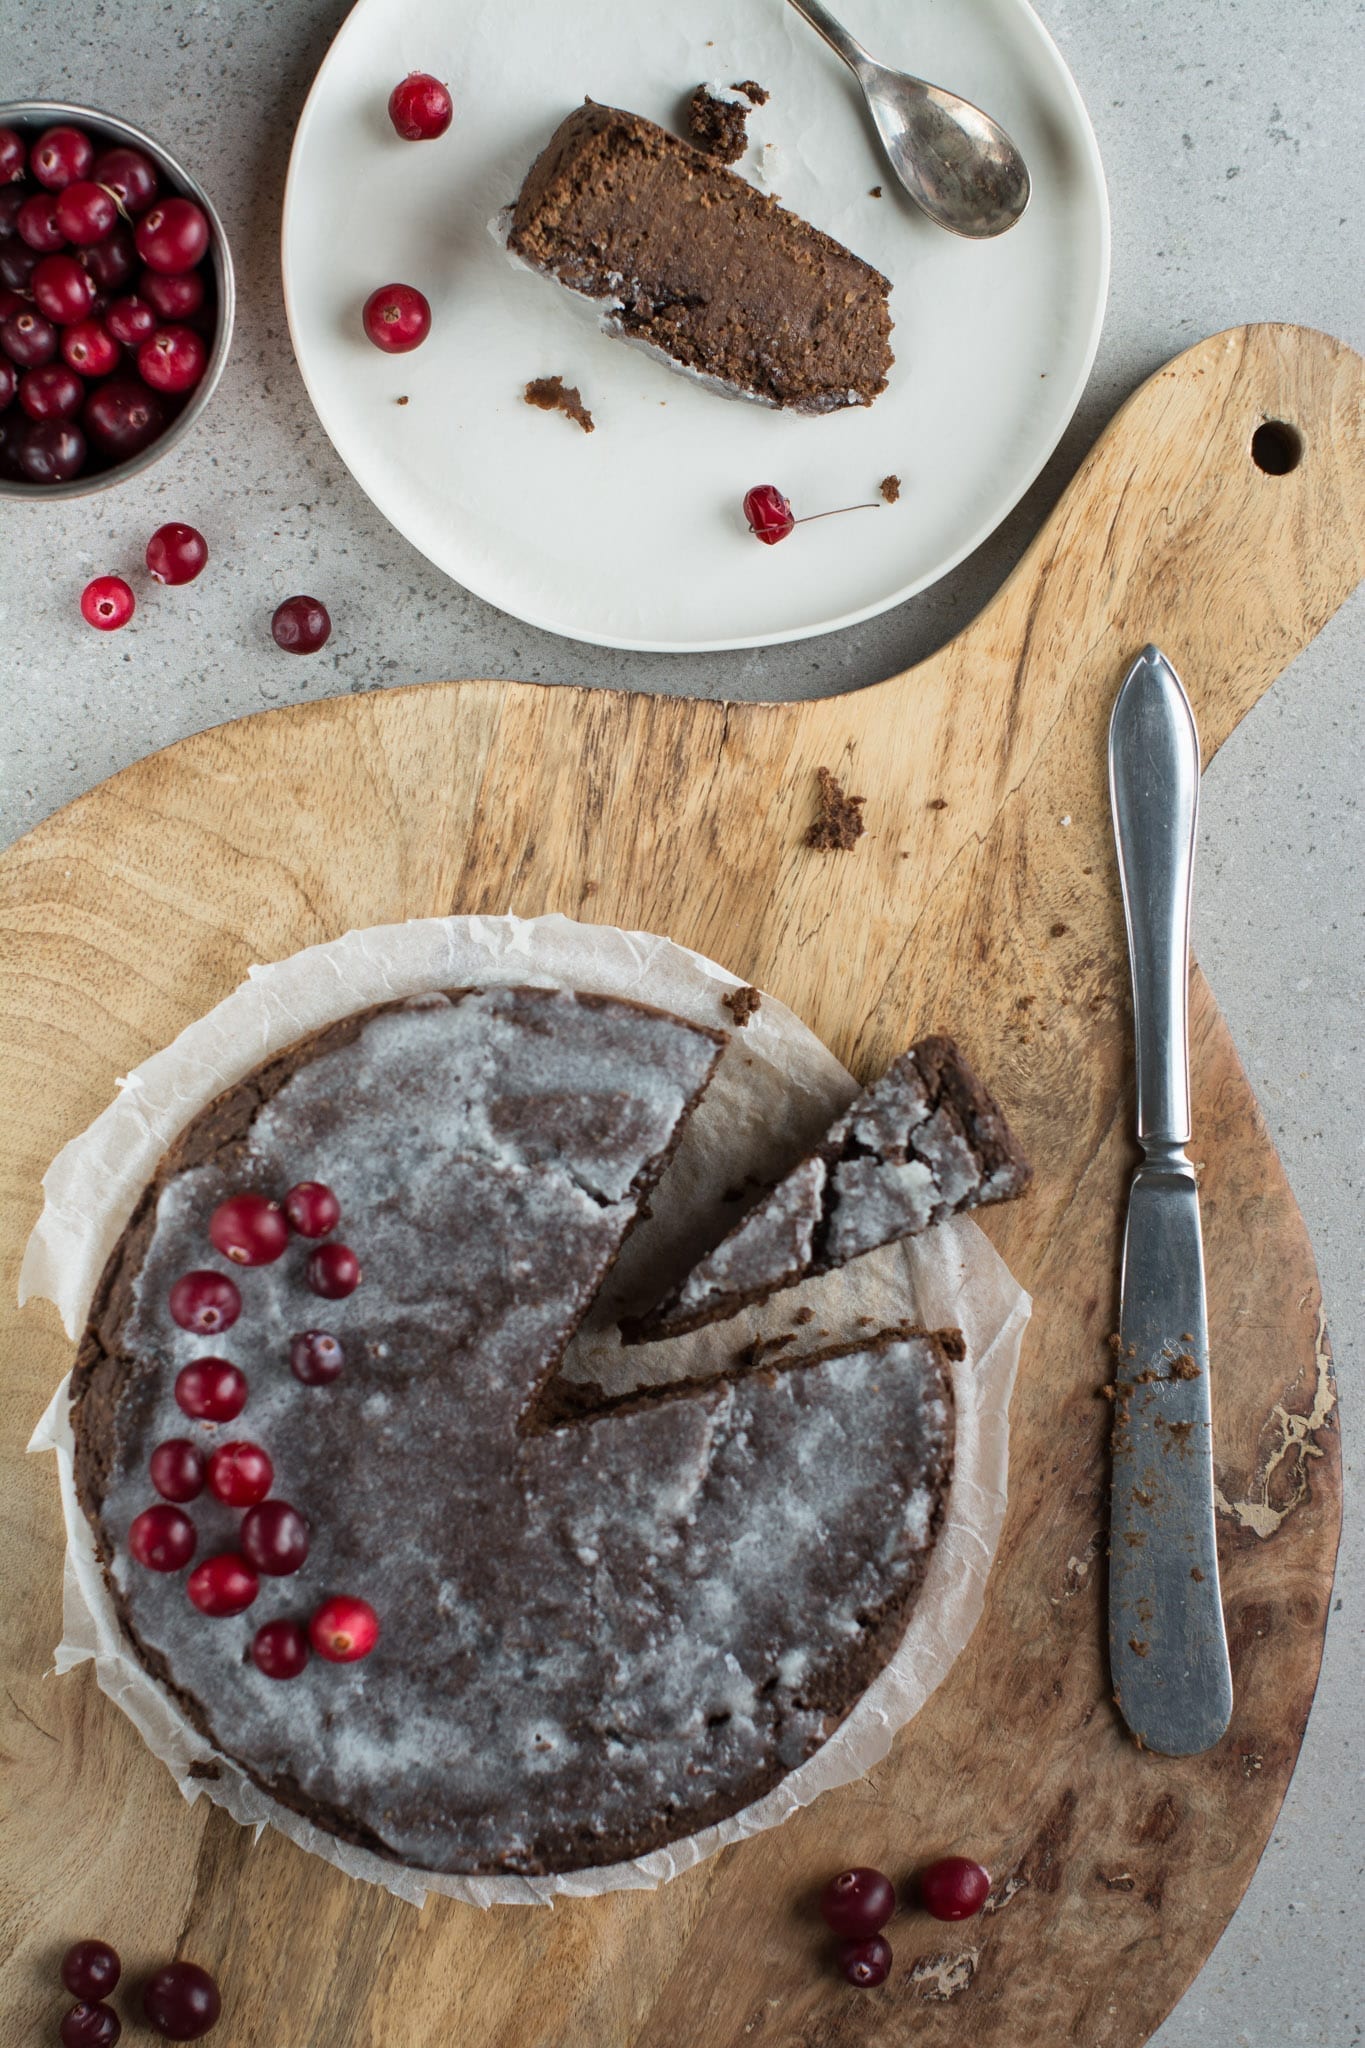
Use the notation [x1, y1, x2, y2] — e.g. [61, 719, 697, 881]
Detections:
[283, 0, 1108, 652]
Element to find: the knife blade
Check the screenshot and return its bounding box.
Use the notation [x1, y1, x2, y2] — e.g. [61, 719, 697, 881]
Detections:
[1107, 644, 1233, 1756]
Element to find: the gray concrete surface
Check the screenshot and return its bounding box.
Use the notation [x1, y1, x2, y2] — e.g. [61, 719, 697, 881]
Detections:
[1, 1, 1361, 2040]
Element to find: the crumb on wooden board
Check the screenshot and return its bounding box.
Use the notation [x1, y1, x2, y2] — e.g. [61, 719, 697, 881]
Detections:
[805, 765, 866, 851]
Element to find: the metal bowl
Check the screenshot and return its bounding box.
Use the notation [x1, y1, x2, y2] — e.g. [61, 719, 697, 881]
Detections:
[0, 99, 235, 500]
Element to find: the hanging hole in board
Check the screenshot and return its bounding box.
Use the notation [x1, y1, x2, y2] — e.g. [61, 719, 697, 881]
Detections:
[1250, 420, 1303, 475]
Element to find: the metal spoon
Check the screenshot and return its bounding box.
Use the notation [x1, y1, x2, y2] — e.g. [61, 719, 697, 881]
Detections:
[785, 0, 1031, 238]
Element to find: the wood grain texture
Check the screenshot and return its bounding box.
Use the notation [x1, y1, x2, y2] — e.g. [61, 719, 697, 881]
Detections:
[1, 323, 1358, 2047]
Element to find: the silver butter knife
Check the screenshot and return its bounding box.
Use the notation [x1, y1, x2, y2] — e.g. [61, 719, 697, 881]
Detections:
[1108, 645, 1233, 1755]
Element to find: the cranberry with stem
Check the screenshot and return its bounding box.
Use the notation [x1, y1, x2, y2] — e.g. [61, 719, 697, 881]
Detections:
[147, 521, 208, 585]
[0, 127, 27, 184]
[362, 282, 430, 353]
[1, 308, 58, 367]
[310, 1594, 379, 1662]
[80, 575, 135, 628]
[141, 1960, 221, 2040]
[240, 1499, 310, 1576]
[61, 1939, 122, 2001]
[84, 377, 165, 459]
[60, 2004, 121, 2048]
[18, 418, 85, 483]
[388, 73, 454, 141]
[18, 363, 83, 419]
[56, 180, 119, 245]
[838, 1936, 892, 1988]
[174, 1358, 247, 1422]
[251, 1617, 310, 1680]
[106, 295, 156, 346]
[743, 483, 881, 546]
[31, 126, 94, 191]
[271, 594, 331, 654]
[32, 252, 96, 324]
[138, 322, 206, 394]
[819, 1867, 896, 1938]
[80, 221, 137, 293]
[290, 1330, 344, 1385]
[918, 1855, 991, 1920]
[187, 1552, 259, 1617]
[135, 196, 210, 274]
[283, 1181, 340, 1236]
[128, 1503, 197, 1572]
[208, 1191, 288, 1265]
[140, 266, 205, 319]
[92, 144, 160, 215]
[63, 318, 120, 377]
[150, 1438, 206, 1503]
[16, 192, 67, 251]
[307, 1242, 360, 1298]
[168, 1269, 241, 1335]
[206, 1440, 274, 1509]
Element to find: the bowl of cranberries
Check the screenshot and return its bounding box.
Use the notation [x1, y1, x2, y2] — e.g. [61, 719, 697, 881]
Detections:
[0, 100, 234, 497]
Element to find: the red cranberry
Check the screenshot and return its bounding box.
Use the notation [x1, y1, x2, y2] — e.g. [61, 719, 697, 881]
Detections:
[168, 1270, 242, 1335]
[128, 1503, 197, 1572]
[307, 1242, 360, 1297]
[140, 266, 205, 319]
[240, 1499, 310, 1575]
[208, 1192, 288, 1265]
[150, 1438, 206, 1503]
[919, 1855, 991, 1920]
[0, 238, 39, 291]
[206, 1441, 273, 1508]
[388, 73, 454, 141]
[92, 144, 160, 215]
[187, 1552, 259, 1617]
[138, 322, 206, 394]
[820, 1866, 896, 1937]
[56, 180, 118, 245]
[0, 357, 13, 410]
[18, 418, 85, 483]
[0, 191, 23, 239]
[136, 197, 210, 274]
[84, 376, 165, 458]
[141, 1961, 221, 2039]
[147, 520, 208, 584]
[0, 127, 27, 184]
[80, 221, 137, 293]
[251, 1617, 310, 1680]
[16, 192, 67, 251]
[2, 308, 59, 368]
[362, 282, 430, 353]
[283, 1181, 340, 1236]
[33, 252, 96, 325]
[80, 574, 135, 627]
[838, 1936, 892, 1988]
[174, 1358, 247, 1422]
[61, 1939, 122, 2001]
[744, 484, 795, 545]
[31, 126, 94, 192]
[18, 363, 83, 419]
[60, 2003, 121, 2048]
[309, 1594, 379, 1662]
[62, 318, 118, 376]
[106, 295, 156, 346]
[289, 1330, 344, 1385]
[271, 594, 331, 654]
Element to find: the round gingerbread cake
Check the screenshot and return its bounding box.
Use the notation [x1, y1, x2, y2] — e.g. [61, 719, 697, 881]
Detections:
[71, 986, 957, 1876]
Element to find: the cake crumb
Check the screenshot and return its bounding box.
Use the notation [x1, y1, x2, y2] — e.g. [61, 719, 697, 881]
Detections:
[880, 473, 901, 503]
[687, 80, 769, 164]
[869, 184, 883, 198]
[928, 796, 948, 810]
[1171, 1353, 1200, 1379]
[396, 395, 409, 406]
[792, 1306, 814, 1325]
[733, 1330, 796, 1369]
[806, 766, 866, 851]
[721, 985, 762, 1027]
[524, 375, 594, 433]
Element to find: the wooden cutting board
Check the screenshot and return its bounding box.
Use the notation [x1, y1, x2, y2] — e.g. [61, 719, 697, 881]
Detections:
[0, 323, 1358, 2048]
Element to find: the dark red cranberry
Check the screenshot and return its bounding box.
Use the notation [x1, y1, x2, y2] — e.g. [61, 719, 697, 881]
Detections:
[33, 252, 96, 324]
[0, 191, 24, 238]
[0, 237, 39, 291]
[820, 1867, 897, 1938]
[240, 1499, 310, 1576]
[174, 1358, 247, 1422]
[140, 266, 205, 319]
[0, 410, 25, 479]
[919, 1855, 991, 1920]
[128, 1503, 197, 1572]
[838, 1935, 892, 1988]
[309, 1594, 379, 1662]
[16, 191, 67, 251]
[106, 294, 156, 346]
[150, 1438, 206, 1502]
[141, 1961, 221, 2039]
[61, 1939, 122, 2001]
[362, 281, 430, 353]
[206, 1441, 273, 1508]
[138, 322, 206, 394]
[388, 73, 454, 141]
[135, 197, 209, 274]
[0, 128, 26, 184]
[168, 1270, 242, 1334]
[18, 417, 85, 483]
[80, 221, 137, 293]
[92, 144, 160, 215]
[744, 484, 795, 544]
[147, 520, 208, 584]
[271, 594, 331, 654]
[0, 283, 22, 321]
[307, 1242, 359, 1297]
[283, 1181, 340, 1236]
[80, 575, 135, 629]
[251, 1617, 310, 1680]
[208, 1192, 289, 1266]
[18, 362, 83, 419]
[62, 317, 119, 377]
[60, 2003, 121, 2047]
[1, 307, 59, 367]
[0, 357, 13, 410]
[187, 1552, 259, 1617]
[31, 126, 94, 192]
[84, 377, 165, 458]
[56, 180, 119, 245]
[289, 1330, 344, 1385]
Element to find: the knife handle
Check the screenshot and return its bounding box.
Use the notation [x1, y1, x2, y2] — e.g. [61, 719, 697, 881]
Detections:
[1108, 646, 1200, 1145]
